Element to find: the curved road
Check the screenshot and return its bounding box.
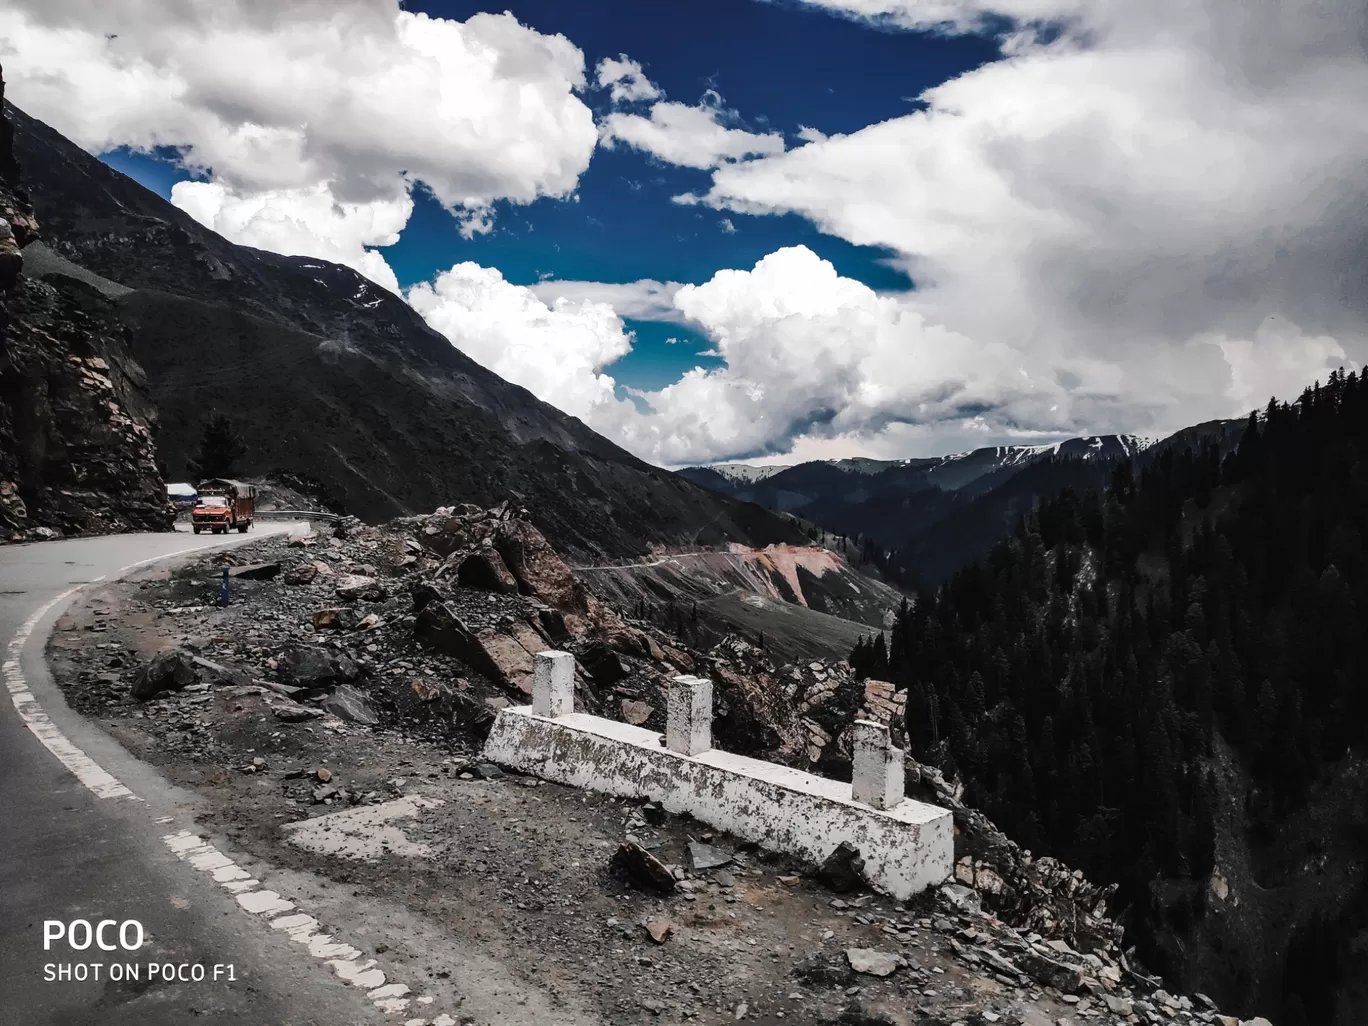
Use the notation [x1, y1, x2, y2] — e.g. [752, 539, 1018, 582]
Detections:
[0, 525, 381, 1026]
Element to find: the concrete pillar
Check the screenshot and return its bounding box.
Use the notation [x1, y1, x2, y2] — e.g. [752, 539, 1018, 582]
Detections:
[851, 719, 904, 811]
[532, 650, 575, 718]
[666, 675, 713, 756]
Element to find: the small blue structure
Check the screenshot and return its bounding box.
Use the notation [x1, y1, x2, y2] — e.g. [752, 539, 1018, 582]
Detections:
[167, 482, 198, 508]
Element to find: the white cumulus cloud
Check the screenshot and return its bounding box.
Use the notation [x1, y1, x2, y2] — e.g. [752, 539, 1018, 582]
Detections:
[595, 54, 661, 103]
[601, 91, 786, 170]
[171, 181, 410, 294]
[1, 0, 599, 285]
[406, 264, 640, 430]
[528, 279, 689, 323]
[668, 0, 1368, 457]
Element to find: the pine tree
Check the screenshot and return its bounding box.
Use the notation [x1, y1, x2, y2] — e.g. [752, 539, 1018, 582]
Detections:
[187, 411, 248, 480]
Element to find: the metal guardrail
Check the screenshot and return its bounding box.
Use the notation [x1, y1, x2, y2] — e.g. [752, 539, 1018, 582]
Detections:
[255, 509, 344, 523]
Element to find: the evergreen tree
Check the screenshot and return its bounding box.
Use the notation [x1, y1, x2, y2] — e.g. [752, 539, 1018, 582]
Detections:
[861, 372, 1368, 1008]
[187, 411, 248, 480]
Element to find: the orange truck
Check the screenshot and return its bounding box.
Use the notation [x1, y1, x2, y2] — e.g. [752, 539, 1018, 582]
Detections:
[192, 479, 256, 534]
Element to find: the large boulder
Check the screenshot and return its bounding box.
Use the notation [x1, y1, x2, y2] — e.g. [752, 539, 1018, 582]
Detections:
[494, 519, 585, 613]
[456, 546, 519, 593]
[131, 650, 199, 700]
[578, 641, 627, 685]
[412, 600, 545, 692]
[276, 645, 362, 689]
[413, 600, 481, 660]
[321, 684, 379, 725]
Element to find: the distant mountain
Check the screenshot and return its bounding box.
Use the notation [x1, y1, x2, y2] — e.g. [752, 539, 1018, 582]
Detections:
[680, 432, 1246, 588]
[708, 462, 790, 485]
[683, 435, 1157, 506]
[6, 99, 808, 560]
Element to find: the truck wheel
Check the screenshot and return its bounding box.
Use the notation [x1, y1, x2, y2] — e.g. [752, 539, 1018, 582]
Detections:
[237, 523, 249, 533]
[193, 526, 201, 535]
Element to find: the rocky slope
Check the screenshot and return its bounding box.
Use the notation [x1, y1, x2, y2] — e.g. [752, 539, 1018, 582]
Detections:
[0, 68, 170, 539]
[573, 542, 907, 662]
[46, 502, 1266, 1026]
[5, 98, 807, 560]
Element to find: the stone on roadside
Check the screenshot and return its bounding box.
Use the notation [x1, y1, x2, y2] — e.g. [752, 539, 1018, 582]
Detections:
[335, 574, 385, 601]
[620, 699, 653, 725]
[687, 841, 732, 871]
[312, 607, 355, 631]
[939, 882, 982, 915]
[272, 701, 323, 722]
[277, 644, 362, 688]
[283, 564, 319, 585]
[321, 684, 379, 725]
[610, 841, 677, 894]
[190, 655, 252, 688]
[131, 649, 199, 700]
[1016, 950, 1084, 993]
[845, 948, 901, 977]
[644, 919, 672, 944]
[817, 842, 866, 893]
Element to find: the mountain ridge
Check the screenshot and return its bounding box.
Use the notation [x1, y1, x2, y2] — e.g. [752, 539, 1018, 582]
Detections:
[681, 429, 1239, 588]
[5, 98, 809, 560]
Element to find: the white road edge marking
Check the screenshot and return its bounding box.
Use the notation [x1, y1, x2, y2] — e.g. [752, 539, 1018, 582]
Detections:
[2, 541, 448, 1021]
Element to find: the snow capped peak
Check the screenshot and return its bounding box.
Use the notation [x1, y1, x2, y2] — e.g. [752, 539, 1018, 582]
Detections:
[708, 462, 790, 484]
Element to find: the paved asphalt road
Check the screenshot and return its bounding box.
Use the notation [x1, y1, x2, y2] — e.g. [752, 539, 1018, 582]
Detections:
[0, 525, 380, 1026]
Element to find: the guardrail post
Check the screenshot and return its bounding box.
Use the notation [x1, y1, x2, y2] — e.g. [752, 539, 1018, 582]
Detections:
[532, 651, 575, 718]
[851, 719, 903, 810]
[666, 675, 713, 756]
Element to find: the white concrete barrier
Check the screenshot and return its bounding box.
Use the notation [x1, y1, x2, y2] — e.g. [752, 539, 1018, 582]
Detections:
[483, 695, 953, 899]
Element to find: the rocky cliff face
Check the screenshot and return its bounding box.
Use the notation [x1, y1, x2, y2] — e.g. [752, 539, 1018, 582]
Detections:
[0, 66, 170, 539]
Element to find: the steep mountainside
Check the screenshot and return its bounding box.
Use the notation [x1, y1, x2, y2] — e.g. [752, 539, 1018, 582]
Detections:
[6, 100, 807, 560]
[0, 70, 169, 539]
[864, 378, 1368, 1025]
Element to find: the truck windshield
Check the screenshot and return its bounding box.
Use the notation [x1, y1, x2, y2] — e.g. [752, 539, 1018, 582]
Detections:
[198, 496, 228, 508]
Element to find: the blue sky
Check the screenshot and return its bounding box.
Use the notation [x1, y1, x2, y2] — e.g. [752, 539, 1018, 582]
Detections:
[17, 0, 1358, 467]
[100, 0, 999, 395]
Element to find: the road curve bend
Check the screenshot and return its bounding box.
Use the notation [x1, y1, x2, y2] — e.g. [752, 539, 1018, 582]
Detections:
[0, 525, 381, 1026]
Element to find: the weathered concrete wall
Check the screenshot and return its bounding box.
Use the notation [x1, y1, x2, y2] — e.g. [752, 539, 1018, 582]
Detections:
[483, 704, 953, 899]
